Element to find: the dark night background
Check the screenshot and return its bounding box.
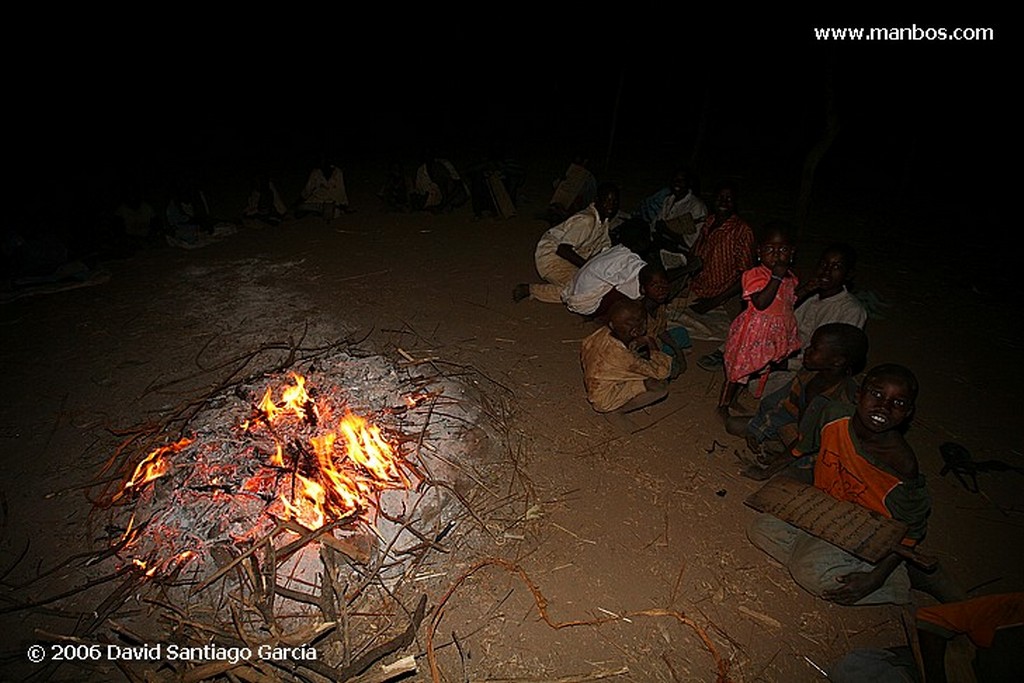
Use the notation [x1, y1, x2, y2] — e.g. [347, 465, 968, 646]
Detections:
[7, 17, 1012, 276]
[0, 19, 1018, 680]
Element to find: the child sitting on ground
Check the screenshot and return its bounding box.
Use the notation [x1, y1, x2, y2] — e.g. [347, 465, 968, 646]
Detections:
[587, 262, 692, 379]
[747, 363, 929, 606]
[638, 264, 691, 379]
[580, 298, 672, 413]
[727, 323, 868, 479]
[717, 223, 802, 421]
[760, 243, 868, 397]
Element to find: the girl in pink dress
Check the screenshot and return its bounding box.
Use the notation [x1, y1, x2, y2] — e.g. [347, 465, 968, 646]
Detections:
[717, 225, 802, 420]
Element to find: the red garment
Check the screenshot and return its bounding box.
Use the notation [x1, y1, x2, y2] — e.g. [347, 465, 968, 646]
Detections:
[917, 593, 1024, 648]
[722, 266, 800, 383]
[813, 412, 930, 545]
[689, 214, 754, 299]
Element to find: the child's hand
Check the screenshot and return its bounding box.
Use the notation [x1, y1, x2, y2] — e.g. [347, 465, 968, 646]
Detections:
[631, 336, 657, 357]
[822, 571, 882, 605]
[770, 260, 790, 278]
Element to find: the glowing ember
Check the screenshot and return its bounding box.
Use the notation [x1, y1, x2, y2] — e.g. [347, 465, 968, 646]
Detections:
[115, 438, 193, 501]
[112, 370, 417, 579]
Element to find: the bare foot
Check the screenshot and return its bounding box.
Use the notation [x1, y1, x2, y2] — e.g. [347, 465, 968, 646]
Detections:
[715, 405, 731, 423]
[512, 284, 530, 303]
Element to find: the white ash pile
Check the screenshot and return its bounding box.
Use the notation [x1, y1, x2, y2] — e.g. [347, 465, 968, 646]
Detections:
[104, 347, 497, 616]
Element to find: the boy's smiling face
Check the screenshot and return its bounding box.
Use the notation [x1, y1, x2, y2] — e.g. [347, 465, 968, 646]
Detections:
[854, 375, 915, 434]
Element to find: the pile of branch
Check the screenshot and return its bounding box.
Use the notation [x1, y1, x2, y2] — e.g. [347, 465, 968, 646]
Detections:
[2, 335, 533, 682]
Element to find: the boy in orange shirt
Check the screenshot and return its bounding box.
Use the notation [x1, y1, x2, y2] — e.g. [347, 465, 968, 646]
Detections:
[748, 364, 929, 605]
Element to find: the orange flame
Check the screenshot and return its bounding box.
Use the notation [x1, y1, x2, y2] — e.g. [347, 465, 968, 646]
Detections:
[256, 386, 279, 422]
[269, 443, 284, 467]
[241, 375, 409, 530]
[280, 374, 312, 419]
[338, 413, 407, 486]
[120, 438, 193, 496]
[120, 372, 416, 578]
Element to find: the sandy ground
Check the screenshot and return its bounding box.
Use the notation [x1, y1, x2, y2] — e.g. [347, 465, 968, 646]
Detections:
[1, 161, 1021, 682]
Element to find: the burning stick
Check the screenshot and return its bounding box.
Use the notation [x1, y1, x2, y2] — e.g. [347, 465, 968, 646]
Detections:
[110, 438, 193, 503]
[73, 344, 503, 683]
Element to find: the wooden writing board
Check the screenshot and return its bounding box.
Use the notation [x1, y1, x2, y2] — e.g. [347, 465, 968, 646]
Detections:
[744, 477, 908, 564]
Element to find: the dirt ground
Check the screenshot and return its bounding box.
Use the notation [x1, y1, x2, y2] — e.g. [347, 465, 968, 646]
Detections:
[1, 158, 1021, 682]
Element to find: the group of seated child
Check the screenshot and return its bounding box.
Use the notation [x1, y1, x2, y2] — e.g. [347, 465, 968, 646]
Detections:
[513, 170, 1023, 681]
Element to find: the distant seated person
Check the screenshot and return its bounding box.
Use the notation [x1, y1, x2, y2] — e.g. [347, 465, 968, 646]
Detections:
[513, 183, 620, 304]
[547, 154, 597, 225]
[831, 593, 1024, 683]
[243, 173, 286, 225]
[756, 243, 869, 394]
[636, 263, 691, 378]
[770, 242, 868, 381]
[464, 150, 525, 219]
[687, 182, 754, 314]
[113, 189, 158, 240]
[636, 168, 708, 269]
[296, 156, 350, 219]
[729, 323, 868, 480]
[410, 157, 469, 213]
[747, 364, 928, 606]
[166, 181, 212, 246]
[580, 298, 672, 413]
[687, 182, 756, 369]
